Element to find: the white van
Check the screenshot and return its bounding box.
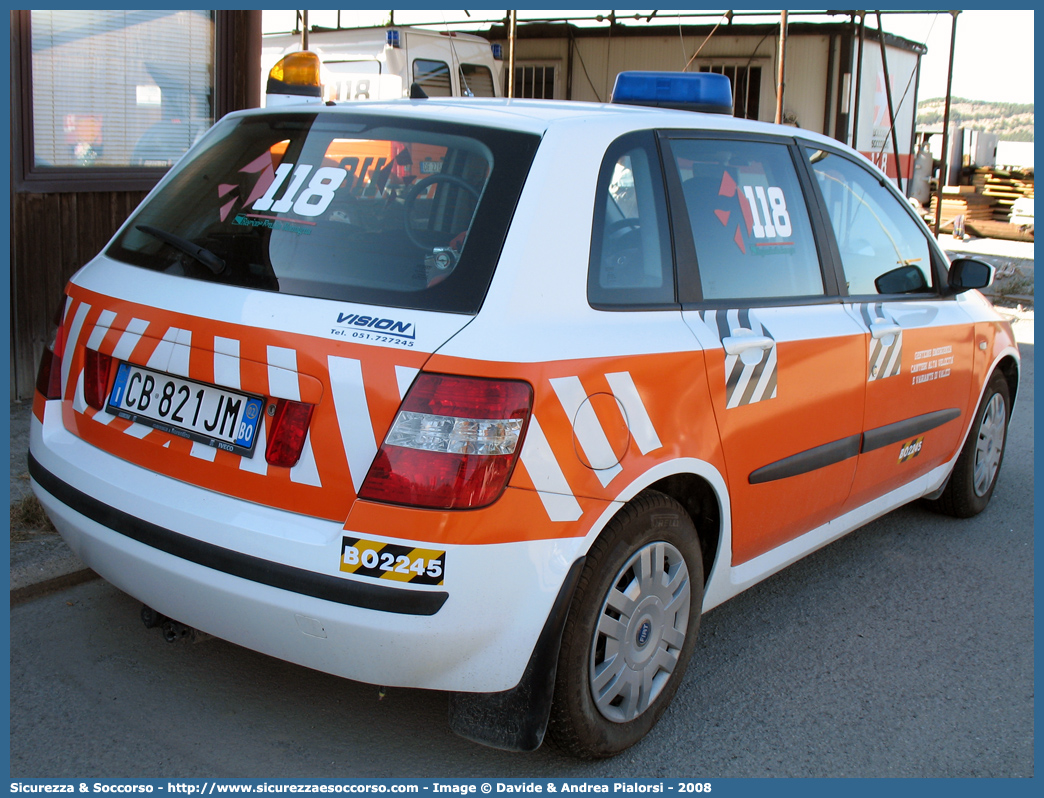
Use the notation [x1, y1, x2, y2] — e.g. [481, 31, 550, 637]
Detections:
[261, 26, 504, 104]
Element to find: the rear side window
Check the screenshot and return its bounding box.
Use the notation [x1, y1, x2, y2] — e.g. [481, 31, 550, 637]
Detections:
[588, 131, 674, 307]
[460, 64, 496, 97]
[806, 147, 934, 296]
[107, 112, 540, 314]
[669, 138, 824, 301]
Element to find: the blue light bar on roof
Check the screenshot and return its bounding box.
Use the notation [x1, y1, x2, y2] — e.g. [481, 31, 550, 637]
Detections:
[387, 29, 401, 48]
[611, 71, 734, 115]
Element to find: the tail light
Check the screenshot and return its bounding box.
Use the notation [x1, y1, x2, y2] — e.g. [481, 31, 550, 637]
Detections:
[360, 373, 533, 510]
[35, 300, 69, 400]
[266, 398, 315, 468]
[83, 349, 114, 410]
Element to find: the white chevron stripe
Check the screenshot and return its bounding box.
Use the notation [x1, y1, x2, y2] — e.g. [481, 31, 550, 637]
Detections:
[61, 303, 92, 398]
[328, 356, 377, 493]
[111, 318, 150, 361]
[123, 422, 153, 440]
[519, 415, 583, 522]
[213, 337, 241, 389]
[85, 309, 116, 351]
[267, 346, 300, 400]
[72, 372, 88, 415]
[605, 371, 662, 455]
[146, 328, 180, 370]
[290, 433, 322, 487]
[550, 376, 622, 485]
[395, 365, 419, 399]
[168, 329, 192, 377]
[190, 441, 218, 461]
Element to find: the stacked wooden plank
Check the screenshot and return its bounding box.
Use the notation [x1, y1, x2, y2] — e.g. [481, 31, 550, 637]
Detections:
[929, 188, 996, 226]
[969, 168, 1035, 221]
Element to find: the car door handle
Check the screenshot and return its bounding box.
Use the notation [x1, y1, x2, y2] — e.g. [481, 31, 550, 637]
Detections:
[870, 322, 902, 340]
[723, 332, 775, 357]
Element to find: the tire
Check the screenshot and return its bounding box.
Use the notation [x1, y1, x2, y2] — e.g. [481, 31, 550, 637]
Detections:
[546, 491, 703, 759]
[930, 371, 1011, 518]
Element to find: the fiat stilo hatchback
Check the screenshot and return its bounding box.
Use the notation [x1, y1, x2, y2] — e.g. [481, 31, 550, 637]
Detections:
[29, 70, 1018, 759]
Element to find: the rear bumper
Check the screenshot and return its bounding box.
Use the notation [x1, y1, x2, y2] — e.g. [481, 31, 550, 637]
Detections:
[29, 400, 585, 692]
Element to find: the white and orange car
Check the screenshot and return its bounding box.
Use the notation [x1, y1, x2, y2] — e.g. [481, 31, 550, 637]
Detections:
[29, 69, 1018, 759]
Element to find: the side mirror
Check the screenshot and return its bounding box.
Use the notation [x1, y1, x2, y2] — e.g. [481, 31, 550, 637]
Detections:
[948, 258, 995, 293]
[875, 264, 929, 294]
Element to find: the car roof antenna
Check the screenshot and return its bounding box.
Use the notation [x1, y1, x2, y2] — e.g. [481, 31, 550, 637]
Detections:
[410, 82, 429, 99]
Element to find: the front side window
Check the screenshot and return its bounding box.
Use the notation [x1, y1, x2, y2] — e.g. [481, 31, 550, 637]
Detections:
[588, 132, 674, 307]
[670, 138, 824, 301]
[806, 148, 934, 296]
[413, 59, 452, 97]
[107, 112, 540, 314]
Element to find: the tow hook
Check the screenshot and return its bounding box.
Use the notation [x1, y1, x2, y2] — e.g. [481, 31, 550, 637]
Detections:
[140, 605, 166, 628]
[140, 604, 211, 643]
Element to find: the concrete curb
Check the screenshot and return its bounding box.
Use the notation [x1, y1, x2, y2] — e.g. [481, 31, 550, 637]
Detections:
[11, 568, 99, 606]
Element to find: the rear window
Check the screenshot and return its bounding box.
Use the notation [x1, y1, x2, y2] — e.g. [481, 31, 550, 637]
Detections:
[108, 111, 540, 314]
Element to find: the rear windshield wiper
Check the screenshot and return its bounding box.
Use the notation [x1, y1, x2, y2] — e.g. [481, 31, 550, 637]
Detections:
[136, 224, 226, 275]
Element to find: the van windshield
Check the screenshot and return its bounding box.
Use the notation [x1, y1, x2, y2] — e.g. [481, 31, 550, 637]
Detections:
[108, 111, 540, 314]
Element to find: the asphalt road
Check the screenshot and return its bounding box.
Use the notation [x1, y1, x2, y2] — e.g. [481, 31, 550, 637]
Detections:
[10, 335, 1033, 779]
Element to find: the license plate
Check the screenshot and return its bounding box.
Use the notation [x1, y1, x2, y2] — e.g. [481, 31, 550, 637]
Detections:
[107, 362, 265, 456]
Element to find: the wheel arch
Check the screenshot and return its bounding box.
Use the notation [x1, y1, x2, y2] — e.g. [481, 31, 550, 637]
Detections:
[643, 472, 723, 594]
[996, 353, 1020, 408]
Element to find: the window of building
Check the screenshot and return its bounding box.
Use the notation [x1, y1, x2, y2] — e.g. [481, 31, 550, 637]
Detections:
[511, 64, 557, 99]
[17, 10, 215, 190]
[698, 65, 762, 120]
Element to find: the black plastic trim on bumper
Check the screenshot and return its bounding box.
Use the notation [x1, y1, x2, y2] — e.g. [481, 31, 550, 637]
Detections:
[27, 453, 448, 616]
[861, 408, 962, 453]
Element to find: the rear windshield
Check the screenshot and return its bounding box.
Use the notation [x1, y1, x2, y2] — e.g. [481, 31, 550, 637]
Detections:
[108, 111, 540, 314]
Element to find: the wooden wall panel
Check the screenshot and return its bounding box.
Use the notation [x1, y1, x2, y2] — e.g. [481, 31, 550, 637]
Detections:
[10, 10, 261, 400]
[11, 191, 149, 398]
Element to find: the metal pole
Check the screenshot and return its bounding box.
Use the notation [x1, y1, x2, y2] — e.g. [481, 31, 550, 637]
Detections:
[508, 10, 517, 98]
[851, 11, 865, 149]
[823, 33, 836, 136]
[933, 11, 960, 238]
[775, 10, 788, 124]
[301, 9, 309, 51]
[876, 11, 905, 192]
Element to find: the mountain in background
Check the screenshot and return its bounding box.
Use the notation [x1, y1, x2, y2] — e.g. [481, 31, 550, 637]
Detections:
[917, 97, 1034, 142]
